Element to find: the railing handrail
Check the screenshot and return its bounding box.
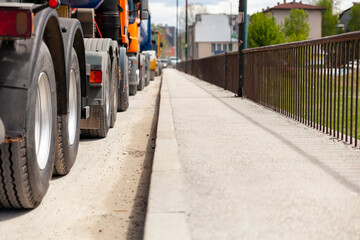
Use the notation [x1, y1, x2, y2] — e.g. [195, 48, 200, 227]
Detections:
[243, 31, 360, 54]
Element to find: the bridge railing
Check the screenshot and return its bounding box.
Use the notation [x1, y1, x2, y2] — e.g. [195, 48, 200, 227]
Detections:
[177, 52, 238, 94]
[244, 32, 360, 147]
[178, 31, 360, 147]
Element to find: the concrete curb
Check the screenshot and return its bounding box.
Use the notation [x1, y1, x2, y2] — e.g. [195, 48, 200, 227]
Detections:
[143, 73, 191, 240]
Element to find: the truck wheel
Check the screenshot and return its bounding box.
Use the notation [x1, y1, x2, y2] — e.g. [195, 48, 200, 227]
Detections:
[110, 58, 118, 128]
[0, 42, 56, 208]
[145, 65, 150, 87]
[137, 77, 144, 91]
[129, 84, 137, 96]
[82, 55, 111, 138]
[54, 49, 81, 176]
[118, 56, 129, 111]
[137, 59, 145, 91]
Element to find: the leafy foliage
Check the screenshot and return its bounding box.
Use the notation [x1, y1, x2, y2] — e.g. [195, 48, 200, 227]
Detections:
[248, 12, 285, 48]
[348, 4, 360, 32]
[283, 9, 310, 42]
[315, 0, 339, 36]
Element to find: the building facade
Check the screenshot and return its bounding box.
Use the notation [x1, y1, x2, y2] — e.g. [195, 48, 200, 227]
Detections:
[264, 1, 325, 39]
[188, 14, 238, 60]
[339, 3, 360, 31]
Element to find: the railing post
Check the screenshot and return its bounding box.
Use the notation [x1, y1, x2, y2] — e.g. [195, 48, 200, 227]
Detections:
[238, 0, 247, 97]
[224, 52, 227, 90]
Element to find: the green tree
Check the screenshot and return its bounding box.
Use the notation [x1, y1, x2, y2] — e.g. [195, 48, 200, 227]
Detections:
[248, 12, 285, 48]
[348, 4, 360, 32]
[315, 0, 339, 36]
[283, 9, 310, 42]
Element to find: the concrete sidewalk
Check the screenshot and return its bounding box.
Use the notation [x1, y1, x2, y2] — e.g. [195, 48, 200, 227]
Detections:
[145, 69, 360, 240]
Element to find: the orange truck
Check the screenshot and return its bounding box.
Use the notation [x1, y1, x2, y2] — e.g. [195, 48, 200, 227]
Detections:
[126, 0, 150, 95]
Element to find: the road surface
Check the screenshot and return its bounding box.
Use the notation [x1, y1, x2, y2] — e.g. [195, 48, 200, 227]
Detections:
[0, 77, 161, 240]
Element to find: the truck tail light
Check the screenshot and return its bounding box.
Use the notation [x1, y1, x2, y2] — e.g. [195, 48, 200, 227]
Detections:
[90, 70, 102, 84]
[0, 9, 33, 38]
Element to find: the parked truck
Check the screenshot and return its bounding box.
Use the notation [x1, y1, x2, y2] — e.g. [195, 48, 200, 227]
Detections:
[127, 0, 149, 95]
[152, 30, 163, 78]
[140, 10, 152, 86]
[0, 0, 148, 208]
[141, 20, 163, 81]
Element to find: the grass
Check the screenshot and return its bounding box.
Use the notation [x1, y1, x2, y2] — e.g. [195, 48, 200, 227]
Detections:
[256, 68, 360, 142]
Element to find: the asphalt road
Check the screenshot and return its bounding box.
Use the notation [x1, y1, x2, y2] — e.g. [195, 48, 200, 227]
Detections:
[0, 77, 161, 240]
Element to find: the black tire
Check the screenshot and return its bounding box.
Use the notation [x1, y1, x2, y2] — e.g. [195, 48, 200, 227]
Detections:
[129, 84, 137, 96]
[137, 75, 144, 91]
[110, 58, 118, 128]
[0, 42, 57, 208]
[145, 61, 150, 87]
[118, 56, 129, 112]
[54, 48, 81, 176]
[82, 55, 111, 138]
[137, 55, 145, 91]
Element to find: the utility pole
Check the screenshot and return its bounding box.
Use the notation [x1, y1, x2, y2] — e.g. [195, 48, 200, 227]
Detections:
[176, 0, 178, 68]
[238, 0, 247, 97]
[185, 0, 188, 73]
[229, 0, 232, 52]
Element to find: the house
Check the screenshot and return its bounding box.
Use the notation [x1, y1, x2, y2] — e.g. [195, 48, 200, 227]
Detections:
[339, 2, 360, 31]
[264, 0, 325, 39]
[188, 14, 238, 60]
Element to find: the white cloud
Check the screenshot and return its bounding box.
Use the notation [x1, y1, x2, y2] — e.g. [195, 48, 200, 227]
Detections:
[150, 2, 177, 26]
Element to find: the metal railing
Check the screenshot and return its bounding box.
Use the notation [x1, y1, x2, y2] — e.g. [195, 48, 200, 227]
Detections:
[244, 32, 360, 147]
[177, 52, 238, 94]
[178, 32, 360, 147]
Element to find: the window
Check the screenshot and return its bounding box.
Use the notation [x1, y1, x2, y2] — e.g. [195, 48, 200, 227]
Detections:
[229, 43, 233, 51]
[223, 44, 227, 52]
[128, 0, 137, 24]
[217, 44, 221, 51]
[211, 44, 215, 53]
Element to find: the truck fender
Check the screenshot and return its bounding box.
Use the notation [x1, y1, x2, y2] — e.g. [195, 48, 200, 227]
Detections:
[0, 8, 66, 138]
[84, 38, 115, 58]
[58, 18, 87, 107]
[127, 53, 139, 86]
[119, 47, 127, 91]
[85, 51, 110, 106]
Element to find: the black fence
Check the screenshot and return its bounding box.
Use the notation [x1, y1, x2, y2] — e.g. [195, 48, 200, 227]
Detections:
[178, 32, 360, 147]
[177, 52, 238, 94]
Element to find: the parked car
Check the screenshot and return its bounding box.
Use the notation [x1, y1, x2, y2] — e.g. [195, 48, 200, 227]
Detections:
[159, 58, 169, 68]
[169, 57, 181, 67]
[346, 60, 358, 69]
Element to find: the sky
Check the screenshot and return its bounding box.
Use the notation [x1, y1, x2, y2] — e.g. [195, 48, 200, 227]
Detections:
[149, 0, 356, 26]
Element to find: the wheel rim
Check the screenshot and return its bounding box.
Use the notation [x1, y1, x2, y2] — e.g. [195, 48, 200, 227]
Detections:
[136, 69, 140, 85]
[114, 68, 117, 110]
[106, 71, 110, 118]
[35, 72, 52, 170]
[68, 70, 77, 145]
[126, 78, 129, 96]
[114, 87, 117, 110]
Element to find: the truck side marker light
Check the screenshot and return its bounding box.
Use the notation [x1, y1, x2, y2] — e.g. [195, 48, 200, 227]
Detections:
[49, 0, 60, 9]
[90, 70, 103, 84]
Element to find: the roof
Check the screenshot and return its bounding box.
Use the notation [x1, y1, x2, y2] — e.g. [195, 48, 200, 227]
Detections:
[340, 2, 360, 18]
[265, 2, 325, 12]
